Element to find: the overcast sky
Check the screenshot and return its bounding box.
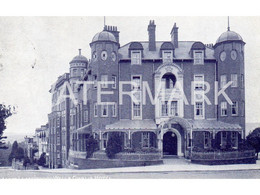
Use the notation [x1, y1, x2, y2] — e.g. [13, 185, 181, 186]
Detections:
[0, 16, 260, 141]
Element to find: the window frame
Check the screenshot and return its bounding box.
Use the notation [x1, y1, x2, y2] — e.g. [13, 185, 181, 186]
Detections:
[231, 101, 238, 116]
[101, 103, 109, 117]
[231, 74, 238, 87]
[141, 132, 150, 148]
[112, 75, 117, 89]
[193, 50, 204, 65]
[194, 74, 204, 90]
[204, 131, 211, 149]
[101, 75, 108, 89]
[112, 103, 117, 117]
[220, 102, 228, 116]
[162, 50, 173, 63]
[220, 75, 227, 89]
[194, 101, 204, 119]
[131, 50, 142, 65]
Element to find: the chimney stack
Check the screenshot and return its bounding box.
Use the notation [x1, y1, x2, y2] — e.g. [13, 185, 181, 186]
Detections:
[148, 20, 156, 51]
[104, 25, 120, 44]
[170, 23, 178, 48]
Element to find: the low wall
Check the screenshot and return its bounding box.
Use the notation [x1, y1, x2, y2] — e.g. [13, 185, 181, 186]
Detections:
[93, 151, 161, 161]
[68, 151, 162, 169]
[191, 150, 256, 165]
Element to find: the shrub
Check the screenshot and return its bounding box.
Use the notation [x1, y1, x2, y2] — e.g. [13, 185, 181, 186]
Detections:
[37, 152, 46, 166]
[105, 132, 123, 159]
[86, 135, 99, 158]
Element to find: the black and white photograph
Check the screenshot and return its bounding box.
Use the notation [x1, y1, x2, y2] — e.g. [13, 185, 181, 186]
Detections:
[0, 2, 260, 187]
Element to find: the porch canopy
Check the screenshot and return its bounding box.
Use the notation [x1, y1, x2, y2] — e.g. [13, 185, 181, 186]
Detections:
[105, 119, 158, 131]
[188, 120, 242, 132]
[72, 123, 92, 134]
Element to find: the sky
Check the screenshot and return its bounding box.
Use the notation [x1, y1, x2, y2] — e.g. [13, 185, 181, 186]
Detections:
[0, 16, 260, 142]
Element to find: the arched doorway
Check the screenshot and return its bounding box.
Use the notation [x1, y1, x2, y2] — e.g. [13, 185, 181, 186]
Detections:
[163, 131, 177, 155]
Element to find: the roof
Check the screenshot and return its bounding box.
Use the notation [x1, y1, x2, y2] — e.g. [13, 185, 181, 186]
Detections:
[70, 54, 88, 64]
[188, 119, 242, 131]
[92, 31, 117, 43]
[215, 30, 243, 45]
[118, 41, 215, 60]
[106, 119, 158, 130]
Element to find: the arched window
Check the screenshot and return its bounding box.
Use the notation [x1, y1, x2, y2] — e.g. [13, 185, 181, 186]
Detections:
[161, 73, 176, 89]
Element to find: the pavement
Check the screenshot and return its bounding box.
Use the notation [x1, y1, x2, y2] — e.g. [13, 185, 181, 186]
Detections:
[21, 158, 260, 174]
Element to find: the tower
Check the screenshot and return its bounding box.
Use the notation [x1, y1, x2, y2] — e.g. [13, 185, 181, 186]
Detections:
[214, 20, 246, 137]
[89, 27, 120, 137]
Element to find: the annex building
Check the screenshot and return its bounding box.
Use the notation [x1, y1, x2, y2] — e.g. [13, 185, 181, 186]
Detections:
[47, 20, 246, 168]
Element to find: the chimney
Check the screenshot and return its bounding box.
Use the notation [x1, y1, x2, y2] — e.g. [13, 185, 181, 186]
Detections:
[104, 25, 120, 44]
[170, 23, 178, 48]
[148, 20, 156, 51]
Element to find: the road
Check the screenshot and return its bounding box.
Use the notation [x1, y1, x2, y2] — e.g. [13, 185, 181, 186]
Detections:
[1, 168, 260, 179]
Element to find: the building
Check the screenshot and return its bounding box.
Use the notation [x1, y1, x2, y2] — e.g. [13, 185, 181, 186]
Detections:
[48, 19, 246, 168]
[34, 124, 49, 159]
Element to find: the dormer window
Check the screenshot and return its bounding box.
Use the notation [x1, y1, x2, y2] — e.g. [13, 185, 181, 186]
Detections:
[131, 51, 141, 65]
[162, 50, 173, 63]
[129, 42, 143, 65]
[194, 50, 204, 65]
[191, 42, 205, 65]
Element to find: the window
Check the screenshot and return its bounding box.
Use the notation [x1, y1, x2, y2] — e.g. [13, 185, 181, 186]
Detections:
[194, 75, 204, 90]
[161, 73, 176, 89]
[80, 69, 85, 77]
[101, 75, 108, 88]
[112, 75, 116, 89]
[131, 51, 141, 65]
[103, 133, 108, 149]
[170, 101, 178, 116]
[161, 101, 168, 116]
[162, 50, 173, 63]
[241, 101, 245, 116]
[241, 74, 244, 88]
[142, 132, 150, 148]
[220, 75, 227, 89]
[231, 132, 238, 148]
[193, 50, 204, 65]
[93, 75, 97, 89]
[231, 101, 238, 116]
[83, 110, 88, 122]
[72, 69, 77, 76]
[204, 132, 211, 148]
[101, 104, 108, 117]
[221, 102, 227, 116]
[195, 102, 204, 119]
[221, 131, 227, 148]
[133, 103, 141, 119]
[101, 51, 108, 61]
[112, 103, 117, 117]
[94, 103, 98, 117]
[231, 74, 238, 87]
[132, 76, 141, 90]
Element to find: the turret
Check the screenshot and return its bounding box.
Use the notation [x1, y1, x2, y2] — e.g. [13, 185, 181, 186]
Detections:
[214, 22, 246, 137]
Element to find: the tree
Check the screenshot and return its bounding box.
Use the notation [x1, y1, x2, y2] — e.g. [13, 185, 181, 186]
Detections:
[105, 132, 123, 159]
[8, 141, 25, 162]
[37, 152, 46, 166]
[0, 104, 12, 149]
[86, 135, 99, 158]
[247, 128, 260, 158]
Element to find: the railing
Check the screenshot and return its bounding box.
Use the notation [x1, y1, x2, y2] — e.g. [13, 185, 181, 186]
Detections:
[191, 150, 255, 161]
